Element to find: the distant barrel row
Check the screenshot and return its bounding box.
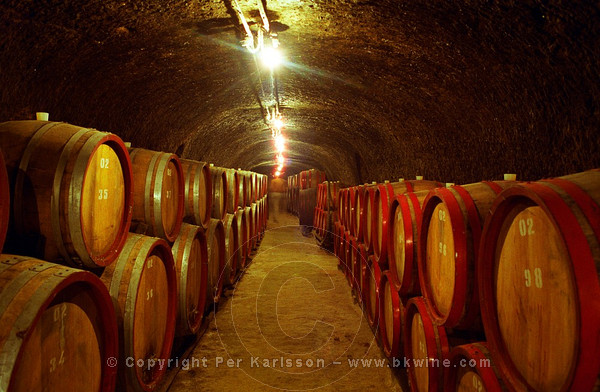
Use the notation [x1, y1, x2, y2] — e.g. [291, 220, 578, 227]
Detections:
[321, 171, 600, 392]
[287, 169, 326, 216]
[0, 120, 269, 392]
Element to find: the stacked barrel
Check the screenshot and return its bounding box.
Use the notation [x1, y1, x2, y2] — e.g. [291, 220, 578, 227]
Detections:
[332, 171, 600, 391]
[0, 120, 268, 392]
[313, 181, 339, 247]
[287, 169, 326, 218]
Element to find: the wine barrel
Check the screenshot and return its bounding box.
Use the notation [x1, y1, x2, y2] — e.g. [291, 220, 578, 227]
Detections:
[238, 171, 248, 208]
[100, 233, 176, 392]
[209, 166, 228, 221]
[418, 181, 514, 329]
[225, 168, 240, 213]
[244, 206, 253, 257]
[0, 120, 133, 267]
[373, 180, 441, 266]
[235, 208, 248, 269]
[444, 343, 505, 392]
[336, 224, 346, 270]
[0, 255, 118, 392]
[387, 190, 430, 296]
[350, 184, 362, 238]
[171, 223, 208, 336]
[338, 188, 345, 226]
[404, 296, 450, 392]
[129, 148, 184, 242]
[478, 170, 600, 392]
[346, 233, 358, 288]
[250, 202, 259, 249]
[223, 213, 239, 287]
[180, 159, 212, 230]
[345, 187, 356, 233]
[0, 149, 9, 252]
[379, 270, 405, 359]
[333, 221, 341, 258]
[206, 218, 226, 305]
[362, 185, 378, 251]
[355, 243, 368, 306]
[365, 255, 382, 329]
[299, 188, 318, 228]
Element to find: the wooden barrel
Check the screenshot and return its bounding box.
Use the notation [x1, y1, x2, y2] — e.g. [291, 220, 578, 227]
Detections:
[235, 208, 248, 269]
[180, 159, 212, 230]
[373, 180, 441, 266]
[346, 233, 358, 289]
[223, 213, 239, 287]
[100, 233, 176, 392]
[333, 221, 341, 258]
[338, 188, 345, 226]
[244, 206, 253, 257]
[355, 242, 369, 306]
[362, 185, 378, 251]
[444, 343, 505, 392]
[359, 243, 371, 307]
[129, 148, 184, 242]
[345, 187, 356, 233]
[336, 224, 346, 269]
[0, 255, 118, 392]
[365, 255, 382, 329]
[299, 188, 318, 228]
[209, 166, 228, 221]
[238, 171, 248, 208]
[418, 181, 513, 329]
[206, 218, 226, 305]
[225, 168, 240, 213]
[404, 296, 450, 392]
[0, 149, 9, 252]
[387, 190, 430, 296]
[171, 223, 208, 336]
[250, 202, 259, 249]
[350, 184, 362, 238]
[379, 270, 405, 359]
[478, 170, 600, 392]
[0, 120, 133, 267]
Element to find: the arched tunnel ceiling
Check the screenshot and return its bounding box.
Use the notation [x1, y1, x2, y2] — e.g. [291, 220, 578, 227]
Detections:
[1, 0, 599, 185]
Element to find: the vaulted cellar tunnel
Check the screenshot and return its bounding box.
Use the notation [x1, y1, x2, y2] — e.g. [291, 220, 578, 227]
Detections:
[1, 1, 600, 391]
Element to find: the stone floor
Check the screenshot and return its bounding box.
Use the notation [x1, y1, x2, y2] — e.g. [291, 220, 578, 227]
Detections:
[167, 212, 404, 391]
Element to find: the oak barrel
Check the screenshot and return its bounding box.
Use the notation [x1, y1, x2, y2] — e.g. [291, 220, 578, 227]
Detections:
[418, 181, 513, 329]
[443, 342, 505, 392]
[129, 148, 184, 242]
[225, 168, 240, 213]
[171, 223, 208, 336]
[205, 218, 226, 305]
[223, 213, 240, 287]
[362, 185, 377, 251]
[365, 255, 382, 329]
[404, 296, 450, 392]
[379, 270, 405, 359]
[100, 233, 176, 392]
[0, 120, 133, 267]
[478, 170, 600, 392]
[244, 206, 253, 258]
[387, 190, 430, 296]
[180, 159, 212, 230]
[373, 180, 441, 266]
[238, 172, 248, 208]
[209, 166, 228, 221]
[0, 149, 8, 252]
[235, 208, 248, 269]
[0, 255, 118, 392]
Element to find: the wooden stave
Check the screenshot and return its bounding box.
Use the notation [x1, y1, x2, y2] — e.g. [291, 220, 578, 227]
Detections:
[345, 187, 356, 235]
[418, 181, 510, 330]
[171, 223, 208, 337]
[379, 270, 404, 360]
[238, 172, 248, 209]
[478, 174, 600, 392]
[205, 218, 226, 305]
[443, 342, 506, 392]
[0, 149, 9, 252]
[356, 243, 369, 306]
[209, 166, 229, 221]
[100, 233, 176, 392]
[363, 187, 377, 252]
[180, 159, 212, 230]
[250, 202, 259, 249]
[222, 213, 239, 287]
[244, 206, 253, 258]
[129, 148, 185, 243]
[0, 120, 134, 268]
[0, 255, 119, 392]
[404, 296, 450, 392]
[387, 191, 429, 296]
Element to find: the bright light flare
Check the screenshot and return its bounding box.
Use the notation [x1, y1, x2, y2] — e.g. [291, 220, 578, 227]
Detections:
[277, 154, 285, 165]
[275, 170, 281, 177]
[274, 134, 286, 153]
[273, 117, 284, 130]
[260, 46, 282, 69]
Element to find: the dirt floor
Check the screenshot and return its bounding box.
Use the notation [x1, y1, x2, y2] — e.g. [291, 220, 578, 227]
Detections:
[167, 212, 404, 391]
